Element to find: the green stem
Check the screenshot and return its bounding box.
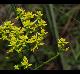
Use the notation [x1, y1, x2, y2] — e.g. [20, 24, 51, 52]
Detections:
[33, 52, 60, 70]
[48, 4, 65, 69]
[49, 4, 59, 39]
[50, 4, 70, 70]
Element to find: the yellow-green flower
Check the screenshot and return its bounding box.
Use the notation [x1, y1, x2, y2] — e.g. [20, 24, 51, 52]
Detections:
[21, 56, 32, 69]
[58, 38, 69, 52]
[14, 65, 19, 70]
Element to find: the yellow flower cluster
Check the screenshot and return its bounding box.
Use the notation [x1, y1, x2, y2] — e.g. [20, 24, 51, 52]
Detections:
[16, 7, 48, 52]
[21, 56, 32, 69]
[58, 38, 69, 52]
[0, 7, 48, 70]
[14, 56, 32, 70]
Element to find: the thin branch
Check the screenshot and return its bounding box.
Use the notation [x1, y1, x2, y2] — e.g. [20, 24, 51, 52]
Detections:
[33, 52, 60, 70]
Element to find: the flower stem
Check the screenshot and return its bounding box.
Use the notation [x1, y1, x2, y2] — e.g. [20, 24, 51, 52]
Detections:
[33, 52, 60, 70]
